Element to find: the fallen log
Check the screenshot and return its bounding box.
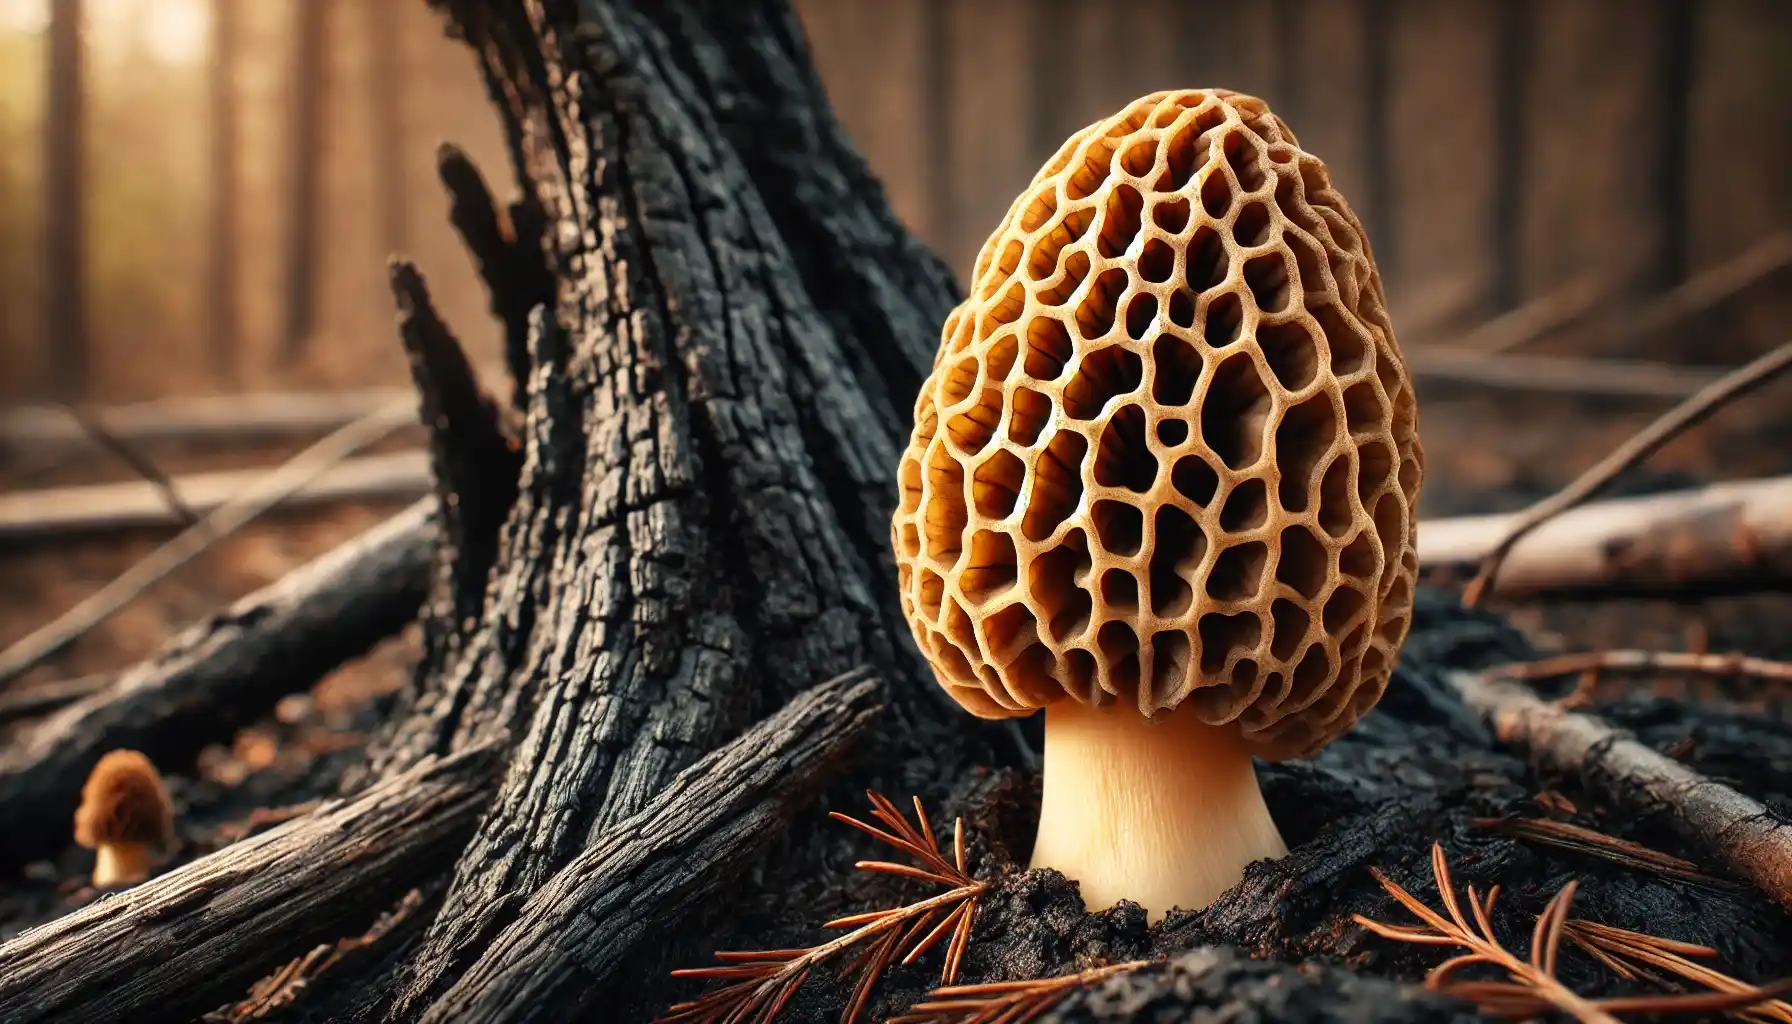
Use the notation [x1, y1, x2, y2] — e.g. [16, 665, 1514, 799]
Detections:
[1418, 475, 1792, 599]
[0, 449, 429, 541]
[413, 669, 883, 1023]
[0, 742, 499, 1024]
[1448, 669, 1792, 912]
[0, 498, 434, 870]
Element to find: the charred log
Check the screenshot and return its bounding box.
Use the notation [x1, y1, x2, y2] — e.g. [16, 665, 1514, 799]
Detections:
[0, 743, 498, 1024]
[0, 500, 434, 870]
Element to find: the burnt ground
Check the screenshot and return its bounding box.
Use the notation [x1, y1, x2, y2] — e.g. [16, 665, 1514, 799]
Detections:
[2, 376, 1791, 1022]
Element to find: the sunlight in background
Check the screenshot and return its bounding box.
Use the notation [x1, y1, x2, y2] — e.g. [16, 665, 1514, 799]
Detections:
[0, 0, 210, 65]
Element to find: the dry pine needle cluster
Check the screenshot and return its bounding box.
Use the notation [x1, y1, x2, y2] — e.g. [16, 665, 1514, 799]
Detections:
[657, 793, 986, 1024]
[1354, 842, 1792, 1023]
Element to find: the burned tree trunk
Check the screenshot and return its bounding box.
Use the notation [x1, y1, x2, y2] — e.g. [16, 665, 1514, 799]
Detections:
[331, 1, 985, 1018]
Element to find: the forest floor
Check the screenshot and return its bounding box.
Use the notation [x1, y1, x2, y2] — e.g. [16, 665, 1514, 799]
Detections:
[1, 353, 1790, 1020]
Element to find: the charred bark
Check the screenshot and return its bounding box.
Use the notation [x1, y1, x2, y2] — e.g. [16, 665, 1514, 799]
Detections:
[416, 670, 882, 1022]
[0, 743, 498, 1024]
[0, 500, 433, 871]
[347, 1, 984, 1015]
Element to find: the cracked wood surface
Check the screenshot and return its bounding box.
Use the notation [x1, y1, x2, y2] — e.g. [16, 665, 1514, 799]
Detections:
[0, 743, 498, 1024]
[417, 671, 882, 1023]
[361, 1, 973, 1014]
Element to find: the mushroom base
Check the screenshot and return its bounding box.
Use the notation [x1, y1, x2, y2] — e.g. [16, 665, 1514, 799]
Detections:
[1029, 698, 1288, 922]
[92, 841, 157, 888]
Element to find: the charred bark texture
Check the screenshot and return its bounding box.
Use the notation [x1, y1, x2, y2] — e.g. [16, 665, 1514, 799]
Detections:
[391, 261, 523, 674]
[0, 500, 433, 870]
[435, 144, 552, 411]
[351, 0, 981, 1013]
[0, 743, 498, 1024]
[417, 670, 881, 1022]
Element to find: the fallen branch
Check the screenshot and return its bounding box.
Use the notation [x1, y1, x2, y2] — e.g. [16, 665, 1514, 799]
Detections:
[413, 670, 884, 1024]
[0, 742, 500, 1024]
[62, 402, 200, 525]
[0, 672, 109, 725]
[1488, 650, 1792, 686]
[0, 449, 429, 540]
[0, 499, 434, 869]
[1418, 474, 1792, 599]
[0, 400, 419, 685]
[1448, 670, 1792, 912]
[1462, 339, 1792, 605]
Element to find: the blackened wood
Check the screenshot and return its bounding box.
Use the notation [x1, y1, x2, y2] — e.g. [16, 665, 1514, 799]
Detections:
[416, 671, 882, 1023]
[0, 743, 499, 1024]
[391, 261, 522, 671]
[0, 500, 434, 870]
[434, 145, 551, 410]
[1450, 669, 1792, 911]
[360, 0, 967, 1009]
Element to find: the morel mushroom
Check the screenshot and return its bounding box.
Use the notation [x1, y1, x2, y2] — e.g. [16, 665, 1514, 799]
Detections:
[74, 749, 175, 888]
[892, 89, 1422, 919]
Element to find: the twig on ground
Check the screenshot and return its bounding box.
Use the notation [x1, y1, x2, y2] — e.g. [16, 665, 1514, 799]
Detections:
[0, 673, 110, 725]
[0, 397, 419, 687]
[1469, 817, 1742, 893]
[61, 403, 200, 525]
[1488, 650, 1792, 687]
[1449, 670, 1792, 911]
[1417, 474, 1792, 600]
[1463, 339, 1792, 606]
[657, 792, 987, 1024]
[887, 961, 1152, 1024]
[1354, 843, 1791, 1022]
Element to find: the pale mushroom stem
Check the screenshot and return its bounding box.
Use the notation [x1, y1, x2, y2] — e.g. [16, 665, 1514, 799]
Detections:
[92, 841, 156, 888]
[1029, 698, 1288, 922]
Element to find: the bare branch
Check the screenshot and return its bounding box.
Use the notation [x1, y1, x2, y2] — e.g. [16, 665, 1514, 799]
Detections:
[1463, 339, 1792, 606]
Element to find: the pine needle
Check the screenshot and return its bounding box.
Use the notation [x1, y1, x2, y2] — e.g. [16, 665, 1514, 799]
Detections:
[887, 960, 1152, 1024]
[655, 792, 987, 1024]
[1470, 816, 1743, 893]
[1354, 842, 1792, 1022]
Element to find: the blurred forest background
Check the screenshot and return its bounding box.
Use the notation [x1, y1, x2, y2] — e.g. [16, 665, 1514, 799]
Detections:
[0, 0, 1787, 410]
[0, 0, 1789, 696]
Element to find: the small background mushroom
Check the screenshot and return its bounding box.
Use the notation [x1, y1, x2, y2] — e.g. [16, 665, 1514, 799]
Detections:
[892, 88, 1422, 918]
[73, 749, 176, 888]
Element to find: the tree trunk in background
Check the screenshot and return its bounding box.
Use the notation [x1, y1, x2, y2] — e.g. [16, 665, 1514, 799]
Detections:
[340, 1, 971, 1017]
[43, 0, 85, 399]
[206, 0, 239, 385]
[279, 0, 329, 367]
[367, 0, 408, 258]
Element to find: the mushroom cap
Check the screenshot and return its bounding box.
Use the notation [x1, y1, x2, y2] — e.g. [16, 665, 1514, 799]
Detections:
[74, 749, 175, 850]
[891, 90, 1422, 760]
